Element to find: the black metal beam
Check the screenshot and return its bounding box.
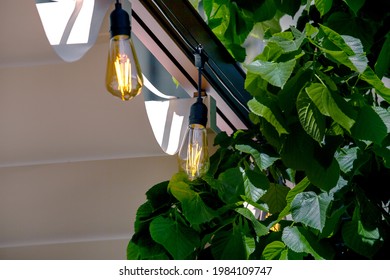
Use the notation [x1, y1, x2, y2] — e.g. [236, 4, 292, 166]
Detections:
[138, 0, 252, 128]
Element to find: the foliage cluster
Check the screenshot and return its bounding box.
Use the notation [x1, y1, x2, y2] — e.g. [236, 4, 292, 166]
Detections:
[128, 0, 390, 259]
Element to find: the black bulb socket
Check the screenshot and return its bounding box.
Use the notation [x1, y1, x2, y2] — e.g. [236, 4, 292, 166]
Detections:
[189, 99, 208, 127]
[110, 2, 131, 38]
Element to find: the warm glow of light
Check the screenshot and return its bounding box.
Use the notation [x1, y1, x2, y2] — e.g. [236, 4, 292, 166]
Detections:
[186, 142, 203, 179]
[114, 54, 132, 100]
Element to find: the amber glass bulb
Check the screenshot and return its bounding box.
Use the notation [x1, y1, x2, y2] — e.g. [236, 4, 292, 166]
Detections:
[178, 123, 210, 180]
[106, 34, 143, 101]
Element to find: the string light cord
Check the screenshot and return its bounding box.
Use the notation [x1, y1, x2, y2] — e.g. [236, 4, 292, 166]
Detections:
[189, 44, 208, 127]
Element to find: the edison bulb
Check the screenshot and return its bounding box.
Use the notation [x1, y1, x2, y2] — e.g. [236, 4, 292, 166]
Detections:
[178, 123, 210, 180]
[106, 34, 143, 101]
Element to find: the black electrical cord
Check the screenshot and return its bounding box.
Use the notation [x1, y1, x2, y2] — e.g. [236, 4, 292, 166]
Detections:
[189, 44, 208, 127]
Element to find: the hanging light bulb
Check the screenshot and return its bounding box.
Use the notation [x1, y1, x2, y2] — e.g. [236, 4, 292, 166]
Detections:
[106, 0, 143, 101]
[178, 45, 210, 180]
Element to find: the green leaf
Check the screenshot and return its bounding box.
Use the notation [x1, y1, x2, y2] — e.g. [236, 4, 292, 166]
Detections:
[335, 146, 359, 174]
[374, 107, 390, 133]
[211, 224, 248, 259]
[280, 177, 311, 221]
[236, 207, 269, 237]
[320, 205, 347, 238]
[314, 0, 333, 16]
[127, 240, 140, 260]
[248, 98, 289, 135]
[262, 241, 286, 260]
[280, 125, 316, 170]
[268, 32, 305, 54]
[240, 167, 270, 202]
[297, 88, 326, 143]
[244, 236, 256, 258]
[373, 145, 390, 168]
[146, 181, 170, 210]
[325, 12, 373, 51]
[235, 144, 279, 170]
[217, 167, 245, 204]
[342, 220, 384, 258]
[274, 0, 302, 17]
[245, 59, 296, 88]
[306, 83, 356, 132]
[127, 239, 169, 260]
[134, 201, 154, 233]
[291, 191, 333, 231]
[245, 72, 268, 95]
[253, 0, 277, 22]
[360, 67, 390, 103]
[306, 158, 340, 192]
[317, 25, 368, 73]
[260, 183, 290, 214]
[351, 105, 388, 144]
[168, 180, 218, 225]
[375, 32, 390, 78]
[282, 226, 334, 259]
[149, 216, 200, 259]
[342, 35, 368, 73]
[343, 0, 365, 15]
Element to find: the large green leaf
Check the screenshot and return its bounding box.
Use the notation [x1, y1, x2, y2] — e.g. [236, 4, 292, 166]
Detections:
[134, 201, 154, 233]
[236, 207, 269, 237]
[211, 224, 248, 259]
[248, 98, 289, 135]
[291, 191, 333, 231]
[306, 83, 356, 132]
[278, 69, 312, 116]
[262, 241, 286, 260]
[235, 144, 279, 171]
[374, 107, 390, 133]
[335, 146, 359, 174]
[286, 177, 311, 205]
[274, 0, 302, 17]
[351, 105, 388, 144]
[317, 25, 368, 73]
[342, 220, 384, 258]
[282, 226, 334, 259]
[373, 145, 390, 168]
[342, 222, 380, 257]
[240, 167, 270, 202]
[325, 12, 373, 51]
[245, 59, 296, 88]
[260, 183, 290, 214]
[217, 167, 245, 204]
[245, 72, 268, 96]
[306, 158, 340, 192]
[168, 179, 218, 225]
[146, 181, 170, 210]
[375, 31, 390, 78]
[268, 32, 305, 54]
[360, 67, 390, 103]
[297, 88, 326, 143]
[127, 239, 169, 260]
[253, 0, 277, 22]
[149, 216, 200, 259]
[343, 0, 365, 15]
[319, 24, 354, 55]
[280, 125, 316, 170]
[315, 0, 333, 16]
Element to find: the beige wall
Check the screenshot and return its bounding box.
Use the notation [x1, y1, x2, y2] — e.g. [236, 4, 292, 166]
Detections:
[0, 156, 178, 259]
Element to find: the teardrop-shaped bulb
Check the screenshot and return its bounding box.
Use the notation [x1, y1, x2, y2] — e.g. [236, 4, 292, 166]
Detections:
[106, 34, 143, 101]
[178, 124, 210, 180]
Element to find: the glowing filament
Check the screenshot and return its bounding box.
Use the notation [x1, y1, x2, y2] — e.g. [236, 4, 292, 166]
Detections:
[114, 54, 131, 100]
[186, 142, 203, 179]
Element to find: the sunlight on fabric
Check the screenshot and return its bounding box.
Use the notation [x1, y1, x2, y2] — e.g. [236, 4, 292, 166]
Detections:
[36, 0, 94, 45]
